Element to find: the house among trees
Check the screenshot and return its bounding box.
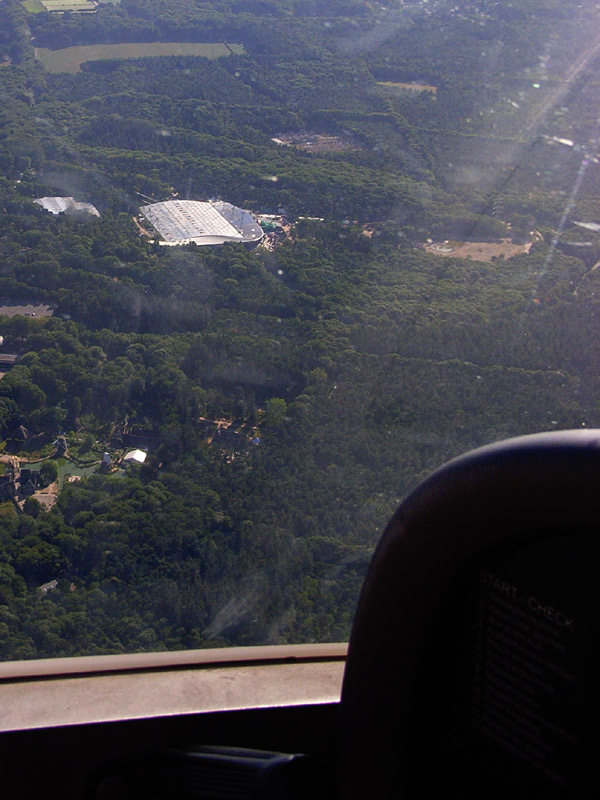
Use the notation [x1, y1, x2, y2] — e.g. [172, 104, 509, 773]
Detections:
[123, 449, 147, 464]
[0, 470, 16, 500]
[0, 353, 19, 369]
[113, 420, 158, 451]
[37, 579, 58, 595]
[18, 469, 43, 495]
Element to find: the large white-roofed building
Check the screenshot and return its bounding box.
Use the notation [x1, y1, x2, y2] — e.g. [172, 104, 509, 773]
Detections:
[140, 200, 264, 247]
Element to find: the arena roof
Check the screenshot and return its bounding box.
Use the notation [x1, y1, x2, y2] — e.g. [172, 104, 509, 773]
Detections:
[140, 200, 264, 246]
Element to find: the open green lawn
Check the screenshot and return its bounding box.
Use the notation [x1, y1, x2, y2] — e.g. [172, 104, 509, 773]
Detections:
[35, 42, 245, 73]
[40, 0, 96, 9]
[22, 0, 46, 12]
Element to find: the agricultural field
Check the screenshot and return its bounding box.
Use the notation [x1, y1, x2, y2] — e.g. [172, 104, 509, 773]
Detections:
[39, 0, 96, 11]
[21, 0, 46, 13]
[35, 42, 244, 73]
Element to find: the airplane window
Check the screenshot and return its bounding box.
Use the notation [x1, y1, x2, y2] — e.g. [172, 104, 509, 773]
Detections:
[0, 0, 599, 663]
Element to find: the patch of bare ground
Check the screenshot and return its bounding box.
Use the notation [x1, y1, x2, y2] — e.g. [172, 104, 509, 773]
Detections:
[133, 216, 153, 237]
[377, 81, 437, 95]
[271, 132, 360, 153]
[424, 238, 533, 262]
[16, 481, 59, 511]
[0, 301, 53, 317]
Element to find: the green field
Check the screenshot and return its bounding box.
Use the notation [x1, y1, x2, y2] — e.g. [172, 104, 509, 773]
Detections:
[40, 0, 96, 10]
[22, 0, 46, 12]
[35, 42, 245, 74]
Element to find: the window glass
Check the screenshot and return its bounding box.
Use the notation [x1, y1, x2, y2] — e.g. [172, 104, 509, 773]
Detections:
[0, 0, 597, 660]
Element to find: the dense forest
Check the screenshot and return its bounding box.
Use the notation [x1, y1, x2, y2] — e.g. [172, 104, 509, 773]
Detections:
[1, 0, 600, 659]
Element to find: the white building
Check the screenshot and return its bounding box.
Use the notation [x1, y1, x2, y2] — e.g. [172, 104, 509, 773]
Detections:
[140, 200, 263, 247]
[123, 449, 147, 464]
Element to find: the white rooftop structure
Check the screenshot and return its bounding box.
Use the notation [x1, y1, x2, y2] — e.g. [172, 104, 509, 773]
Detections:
[140, 200, 263, 247]
[123, 449, 147, 464]
[34, 196, 100, 217]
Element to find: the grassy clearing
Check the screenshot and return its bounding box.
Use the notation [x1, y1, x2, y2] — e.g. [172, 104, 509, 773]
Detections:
[40, 0, 96, 10]
[22, 0, 46, 13]
[36, 42, 245, 74]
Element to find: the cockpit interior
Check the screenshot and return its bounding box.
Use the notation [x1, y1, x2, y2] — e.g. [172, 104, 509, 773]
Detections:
[1, 429, 595, 799]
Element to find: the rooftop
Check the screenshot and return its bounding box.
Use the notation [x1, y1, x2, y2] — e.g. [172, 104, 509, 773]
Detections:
[140, 200, 263, 246]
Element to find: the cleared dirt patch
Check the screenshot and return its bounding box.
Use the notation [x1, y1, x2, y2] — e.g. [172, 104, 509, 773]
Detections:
[32, 483, 59, 510]
[0, 302, 53, 317]
[424, 238, 532, 262]
[271, 132, 360, 153]
[377, 81, 437, 95]
[35, 42, 244, 74]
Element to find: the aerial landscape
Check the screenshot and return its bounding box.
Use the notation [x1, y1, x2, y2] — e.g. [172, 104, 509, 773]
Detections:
[0, 0, 600, 660]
